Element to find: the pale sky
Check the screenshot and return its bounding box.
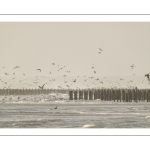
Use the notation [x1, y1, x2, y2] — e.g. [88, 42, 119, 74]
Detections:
[0, 22, 150, 89]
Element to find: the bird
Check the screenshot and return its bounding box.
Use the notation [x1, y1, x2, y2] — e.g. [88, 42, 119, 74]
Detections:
[98, 52, 101, 54]
[94, 71, 96, 74]
[130, 64, 135, 69]
[49, 72, 51, 74]
[38, 84, 46, 89]
[54, 106, 57, 109]
[23, 73, 25, 76]
[37, 69, 41, 72]
[57, 66, 66, 71]
[99, 48, 103, 51]
[73, 79, 76, 82]
[14, 66, 20, 69]
[145, 74, 150, 80]
[4, 73, 9, 75]
[52, 63, 55, 65]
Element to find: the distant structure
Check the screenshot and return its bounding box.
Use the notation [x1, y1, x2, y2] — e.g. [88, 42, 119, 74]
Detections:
[0, 88, 150, 102]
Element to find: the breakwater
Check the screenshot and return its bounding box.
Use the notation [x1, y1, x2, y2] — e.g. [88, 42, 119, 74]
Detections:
[1, 88, 150, 102]
[69, 88, 150, 102]
[0, 89, 68, 95]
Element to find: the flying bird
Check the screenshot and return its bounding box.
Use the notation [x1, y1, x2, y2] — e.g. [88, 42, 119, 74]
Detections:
[14, 66, 20, 69]
[94, 71, 96, 74]
[145, 74, 150, 80]
[37, 69, 41, 72]
[38, 84, 46, 89]
[52, 63, 55, 65]
[99, 48, 103, 51]
[4, 73, 9, 75]
[131, 64, 136, 69]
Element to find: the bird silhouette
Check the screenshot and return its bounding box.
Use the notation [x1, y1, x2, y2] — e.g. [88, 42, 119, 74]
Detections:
[4, 73, 9, 75]
[99, 48, 103, 51]
[145, 74, 150, 80]
[130, 64, 135, 69]
[38, 84, 46, 89]
[14, 66, 20, 69]
[37, 69, 41, 72]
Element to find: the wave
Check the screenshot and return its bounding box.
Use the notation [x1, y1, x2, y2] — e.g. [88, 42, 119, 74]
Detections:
[145, 116, 150, 118]
[82, 124, 97, 128]
[68, 110, 143, 115]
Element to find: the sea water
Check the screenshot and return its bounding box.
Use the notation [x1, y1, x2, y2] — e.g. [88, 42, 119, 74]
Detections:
[0, 96, 150, 128]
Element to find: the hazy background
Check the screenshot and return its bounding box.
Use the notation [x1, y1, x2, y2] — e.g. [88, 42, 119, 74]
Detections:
[0, 22, 150, 89]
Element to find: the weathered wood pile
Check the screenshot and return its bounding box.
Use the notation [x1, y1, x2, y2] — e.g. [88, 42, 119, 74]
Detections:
[0, 89, 68, 95]
[69, 88, 150, 102]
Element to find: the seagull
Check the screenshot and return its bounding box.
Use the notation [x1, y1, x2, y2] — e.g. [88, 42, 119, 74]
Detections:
[14, 66, 20, 69]
[94, 71, 96, 74]
[54, 106, 57, 109]
[37, 69, 41, 72]
[99, 48, 103, 51]
[52, 63, 55, 65]
[38, 84, 46, 89]
[84, 79, 87, 82]
[73, 79, 76, 82]
[131, 64, 135, 69]
[4, 73, 9, 75]
[145, 74, 150, 80]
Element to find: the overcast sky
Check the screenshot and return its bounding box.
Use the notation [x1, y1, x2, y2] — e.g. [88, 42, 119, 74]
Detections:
[0, 22, 150, 88]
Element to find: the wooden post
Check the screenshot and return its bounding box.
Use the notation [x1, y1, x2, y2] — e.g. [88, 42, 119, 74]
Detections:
[83, 90, 84, 100]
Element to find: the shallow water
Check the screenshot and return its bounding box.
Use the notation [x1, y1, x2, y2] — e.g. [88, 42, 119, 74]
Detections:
[0, 96, 150, 128]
